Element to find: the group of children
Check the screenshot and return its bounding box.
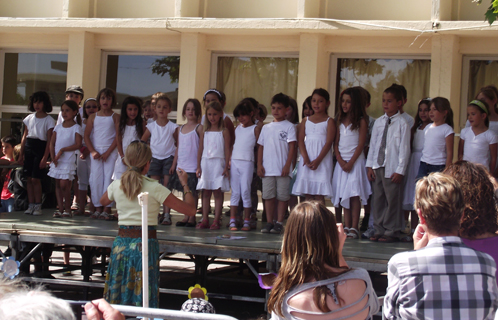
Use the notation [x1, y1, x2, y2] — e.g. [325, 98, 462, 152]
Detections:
[4, 83, 498, 242]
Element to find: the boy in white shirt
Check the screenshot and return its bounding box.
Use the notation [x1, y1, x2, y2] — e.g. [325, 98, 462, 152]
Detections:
[366, 86, 410, 242]
[257, 93, 296, 234]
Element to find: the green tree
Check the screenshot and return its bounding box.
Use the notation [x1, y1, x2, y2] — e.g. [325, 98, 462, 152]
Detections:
[151, 56, 180, 83]
[475, 0, 498, 25]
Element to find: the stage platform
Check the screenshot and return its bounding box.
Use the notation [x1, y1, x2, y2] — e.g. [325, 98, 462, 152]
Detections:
[0, 209, 412, 273]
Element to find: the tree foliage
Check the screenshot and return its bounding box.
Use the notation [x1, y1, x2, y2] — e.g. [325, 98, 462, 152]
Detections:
[151, 56, 180, 84]
[474, 0, 498, 25]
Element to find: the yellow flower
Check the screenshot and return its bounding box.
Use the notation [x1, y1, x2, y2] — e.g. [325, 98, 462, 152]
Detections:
[188, 284, 208, 301]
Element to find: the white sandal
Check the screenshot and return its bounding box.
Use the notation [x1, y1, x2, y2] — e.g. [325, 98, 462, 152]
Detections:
[347, 228, 359, 239]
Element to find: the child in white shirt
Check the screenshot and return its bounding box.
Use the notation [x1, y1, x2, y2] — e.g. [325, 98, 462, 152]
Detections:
[257, 93, 297, 235]
[366, 86, 410, 242]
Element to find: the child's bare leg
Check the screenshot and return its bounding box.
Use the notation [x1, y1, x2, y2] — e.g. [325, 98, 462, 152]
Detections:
[104, 206, 112, 214]
[202, 190, 212, 222]
[335, 205, 343, 224]
[55, 180, 64, 213]
[72, 176, 79, 206]
[61, 180, 72, 213]
[243, 207, 252, 221]
[351, 196, 361, 231]
[264, 198, 275, 223]
[344, 208, 352, 229]
[229, 205, 238, 220]
[277, 200, 288, 223]
[27, 177, 35, 204]
[32, 178, 42, 204]
[213, 189, 223, 222]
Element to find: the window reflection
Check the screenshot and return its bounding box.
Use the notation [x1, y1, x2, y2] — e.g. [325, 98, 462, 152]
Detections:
[337, 58, 431, 118]
[2, 53, 68, 106]
[105, 55, 180, 111]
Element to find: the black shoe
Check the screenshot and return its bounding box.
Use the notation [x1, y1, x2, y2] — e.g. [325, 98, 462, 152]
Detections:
[176, 221, 187, 227]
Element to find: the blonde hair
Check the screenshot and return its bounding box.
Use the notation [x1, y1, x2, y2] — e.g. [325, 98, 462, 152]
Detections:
[13, 145, 21, 162]
[415, 172, 464, 235]
[120, 141, 152, 200]
[268, 201, 348, 316]
[203, 101, 225, 131]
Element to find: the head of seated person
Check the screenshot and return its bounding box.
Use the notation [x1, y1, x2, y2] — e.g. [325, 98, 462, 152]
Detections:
[268, 201, 376, 319]
[415, 172, 464, 237]
[443, 160, 498, 239]
[0, 280, 75, 320]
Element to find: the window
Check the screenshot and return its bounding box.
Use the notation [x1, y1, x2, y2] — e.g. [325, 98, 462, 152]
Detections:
[334, 57, 431, 119]
[461, 57, 498, 128]
[2, 52, 68, 107]
[215, 56, 299, 113]
[103, 54, 180, 111]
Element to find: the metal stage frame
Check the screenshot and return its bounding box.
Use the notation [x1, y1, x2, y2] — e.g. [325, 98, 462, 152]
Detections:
[0, 210, 412, 303]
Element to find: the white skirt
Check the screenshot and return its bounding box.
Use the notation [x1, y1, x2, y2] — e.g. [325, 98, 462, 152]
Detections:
[48, 160, 76, 181]
[402, 151, 422, 210]
[196, 157, 230, 192]
[331, 156, 371, 209]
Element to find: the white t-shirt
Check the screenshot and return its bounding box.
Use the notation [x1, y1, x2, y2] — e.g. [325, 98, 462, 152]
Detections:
[400, 112, 415, 129]
[257, 120, 296, 177]
[146, 120, 177, 160]
[420, 123, 454, 165]
[107, 176, 170, 226]
[23, 113, 55, 141]
[460, 127, 498, 169]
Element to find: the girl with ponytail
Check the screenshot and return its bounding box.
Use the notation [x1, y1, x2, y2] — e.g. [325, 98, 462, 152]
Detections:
[99, 140, 196, 307]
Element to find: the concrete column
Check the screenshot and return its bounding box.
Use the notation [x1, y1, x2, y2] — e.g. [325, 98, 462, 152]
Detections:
[67, 32, 100, 101]
[175, 0, 200, 17]
[429, 34, 461, 158]
[296, 33, 329, 117]
[177, 33, 210, 124]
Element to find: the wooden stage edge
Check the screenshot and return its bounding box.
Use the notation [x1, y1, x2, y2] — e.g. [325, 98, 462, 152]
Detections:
[0, 209, 413, 273]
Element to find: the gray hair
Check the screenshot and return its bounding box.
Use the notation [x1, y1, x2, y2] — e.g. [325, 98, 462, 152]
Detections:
[0, 289, 75, 320]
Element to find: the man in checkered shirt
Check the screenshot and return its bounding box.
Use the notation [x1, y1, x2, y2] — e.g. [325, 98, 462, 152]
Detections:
[384, 173, 498, 320]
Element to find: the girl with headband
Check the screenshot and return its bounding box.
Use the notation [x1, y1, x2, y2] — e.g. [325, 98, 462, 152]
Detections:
[458, 99, 498, 172]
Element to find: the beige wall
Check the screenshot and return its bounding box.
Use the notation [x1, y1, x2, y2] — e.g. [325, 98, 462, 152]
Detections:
[205, 0, 298, 18]
[0, 0, 63, 18]
[96, 0, 176, 18]
[326, 0, 432, 20]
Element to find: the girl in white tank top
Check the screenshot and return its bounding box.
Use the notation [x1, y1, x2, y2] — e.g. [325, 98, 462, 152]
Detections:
[228, 102, 261, 231]
[171, 99, 203, 227]
[84, 88, 119, 219]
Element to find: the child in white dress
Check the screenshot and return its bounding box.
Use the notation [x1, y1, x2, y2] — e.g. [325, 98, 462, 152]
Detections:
[196, 101, 230, 230]
[171, 99, 203, 227]
[48, 100, 83, 217]
[292, 88, 335, 203]
[459, 99, 498, 171]
[332, 87, 371, 239]
[113, 96, 144, 180]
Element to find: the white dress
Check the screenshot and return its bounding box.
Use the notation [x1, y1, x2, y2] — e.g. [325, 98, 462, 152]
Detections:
[292, 118, 334, 197]
[402, 127, 425, 210]
[196, 131, 230, 192]
[48, 123, 82, 181]
[112, 125, 140, 180]
[331, 123, 371, 209]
